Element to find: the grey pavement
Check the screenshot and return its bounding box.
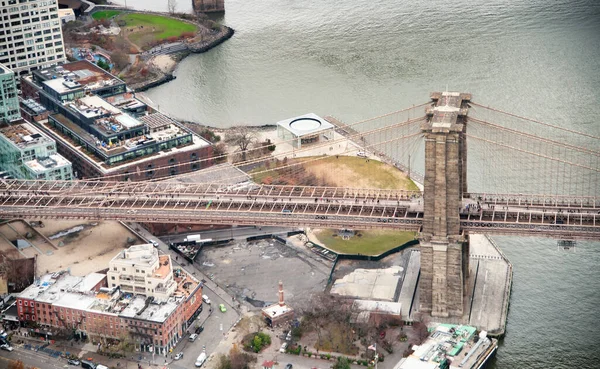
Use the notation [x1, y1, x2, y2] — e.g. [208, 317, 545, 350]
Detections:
[142, 42, 188, 57]
[159, 226, 296, 244]
[397, 249, 420, 319]
[467, 234, 511, 334]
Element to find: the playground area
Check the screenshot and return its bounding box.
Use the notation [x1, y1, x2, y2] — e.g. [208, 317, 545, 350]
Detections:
[72, 47, 113, 69]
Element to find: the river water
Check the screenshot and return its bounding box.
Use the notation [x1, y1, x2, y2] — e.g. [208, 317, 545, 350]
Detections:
[121, 1, 600, 368]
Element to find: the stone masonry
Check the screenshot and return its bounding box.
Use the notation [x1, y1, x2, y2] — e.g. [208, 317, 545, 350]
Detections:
[419, 92, 472, 318]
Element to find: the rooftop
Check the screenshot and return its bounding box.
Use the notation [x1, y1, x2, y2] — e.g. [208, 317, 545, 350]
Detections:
[18, 248, 201, 323]
[0, 121, 53, 149]
[20, 98, 48, 115]
[395, 324, 497, 369]
[45, 112, 211, 171]
[18, 271, 104, 311]
[0, 63, 14, 75]
[262, 303, 294, 319]
[119, 295, 178, 323]
[24, 154, 71, 174]
[110, 244, 159, 267]
[277, 113, 334, 137]
[140, 112, 179, 130]
[36, 60, 124, 95]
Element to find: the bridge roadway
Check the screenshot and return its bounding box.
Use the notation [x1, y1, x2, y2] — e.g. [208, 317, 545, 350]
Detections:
[0, 180, 599, 240]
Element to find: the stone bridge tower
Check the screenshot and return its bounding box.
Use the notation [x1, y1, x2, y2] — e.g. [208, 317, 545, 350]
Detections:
[192, 0, 225, 13]
[419, 92, 471, 318]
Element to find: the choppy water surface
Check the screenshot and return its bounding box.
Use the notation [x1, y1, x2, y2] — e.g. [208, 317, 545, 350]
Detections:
[124, 0, 600, 367]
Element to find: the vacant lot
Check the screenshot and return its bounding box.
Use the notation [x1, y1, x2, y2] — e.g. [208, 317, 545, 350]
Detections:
[91, 10, 121, 20]
[118, 13, 197, 49]
[33, 220, 144, 276]
[313, 229, 416, 256]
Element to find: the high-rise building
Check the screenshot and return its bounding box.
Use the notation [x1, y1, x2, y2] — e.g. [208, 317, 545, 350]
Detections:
[0, 63, 20, 123]
[0, 0, 66, 76]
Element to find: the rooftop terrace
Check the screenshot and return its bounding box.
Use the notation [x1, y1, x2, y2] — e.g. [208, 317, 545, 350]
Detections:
[0, 121, 53, 149]
[35, 60, 124, 95]
[24, 154, 71, 174]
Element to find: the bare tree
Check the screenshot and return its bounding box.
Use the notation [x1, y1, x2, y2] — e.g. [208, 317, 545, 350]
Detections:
[111, 51, 130, 71]
[168, 0, 178, 14]
[226, 127, 258, 162]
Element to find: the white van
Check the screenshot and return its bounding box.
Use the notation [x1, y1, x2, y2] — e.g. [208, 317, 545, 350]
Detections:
[202, 295, 211, 304]
[195, 352, 207, 367]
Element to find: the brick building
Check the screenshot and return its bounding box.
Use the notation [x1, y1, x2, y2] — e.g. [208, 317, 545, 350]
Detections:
[17, 244, 203, 356]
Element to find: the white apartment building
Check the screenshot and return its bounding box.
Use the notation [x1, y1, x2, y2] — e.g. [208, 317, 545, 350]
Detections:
[107, 244, 177, 301]
[0, 0, 66, 76]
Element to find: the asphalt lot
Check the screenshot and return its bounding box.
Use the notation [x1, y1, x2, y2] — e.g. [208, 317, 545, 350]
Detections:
[196, 238, 330, 308]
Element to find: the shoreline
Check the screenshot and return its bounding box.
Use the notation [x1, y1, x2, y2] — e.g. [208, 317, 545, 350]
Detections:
[131, 25, 235, 92]
[85, 7, 235, 92]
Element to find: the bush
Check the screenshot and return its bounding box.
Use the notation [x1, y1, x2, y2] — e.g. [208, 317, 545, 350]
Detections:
[249, 332, 271, 353]
[333, 357, 351, 369]
[96, 60, 110, 71]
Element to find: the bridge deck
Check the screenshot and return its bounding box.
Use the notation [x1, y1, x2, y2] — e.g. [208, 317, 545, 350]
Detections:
[0, 180, 598, 240]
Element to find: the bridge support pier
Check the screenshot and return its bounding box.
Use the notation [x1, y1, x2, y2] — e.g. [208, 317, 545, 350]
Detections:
[418, 91, 472, 318]
[419, 239, 468, 317]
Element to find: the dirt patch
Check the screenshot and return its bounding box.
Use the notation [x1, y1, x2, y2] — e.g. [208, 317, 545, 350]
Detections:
[32, 220, 144, 276]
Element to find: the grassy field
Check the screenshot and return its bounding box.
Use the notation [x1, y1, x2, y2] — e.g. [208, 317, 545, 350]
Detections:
[92, 10, 121, 20]
[252, 155, 419, 190]
[314, 229, 416, 256]
[118, 13, 197, 48]
[304, 156, 419, 190]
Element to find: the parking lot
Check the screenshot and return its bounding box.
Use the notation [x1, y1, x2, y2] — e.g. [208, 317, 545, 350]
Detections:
[195, 238, 330, 308]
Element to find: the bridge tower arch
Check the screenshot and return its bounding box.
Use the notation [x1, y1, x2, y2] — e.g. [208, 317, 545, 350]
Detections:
[419, 92, 471, 318]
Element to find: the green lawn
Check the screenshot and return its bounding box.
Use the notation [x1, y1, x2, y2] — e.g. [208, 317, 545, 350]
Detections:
[314, 229, 416, 256]
[119, 13, 197, 48]
[92, 10, 121, 20]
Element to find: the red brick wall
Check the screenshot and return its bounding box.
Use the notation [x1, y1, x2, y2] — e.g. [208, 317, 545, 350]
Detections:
[182, 286, 203, 323]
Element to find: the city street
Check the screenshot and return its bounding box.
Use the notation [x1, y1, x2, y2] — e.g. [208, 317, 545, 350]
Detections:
[130, 224, 244, 368]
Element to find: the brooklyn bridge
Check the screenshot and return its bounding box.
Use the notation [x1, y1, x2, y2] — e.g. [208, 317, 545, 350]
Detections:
[1, 92, 598, 318]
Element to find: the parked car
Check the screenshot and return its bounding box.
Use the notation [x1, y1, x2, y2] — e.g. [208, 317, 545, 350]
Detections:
[195, 352, 207, 367]
[285, 364, 293, 369]
[81, 360, 96, 369]
[202, 295, 211, 304]
[279, 342, 288, 353]
[150, 240, 159, 248]
[174, 352, 183, 360]
[0, 344, 13, 351]
[195, 326, 204, 334]
[67, 359, 81, 366]
[189, 333, 198, 342]
[219, 303, 227, 313]
[357, 151, 367, 157]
